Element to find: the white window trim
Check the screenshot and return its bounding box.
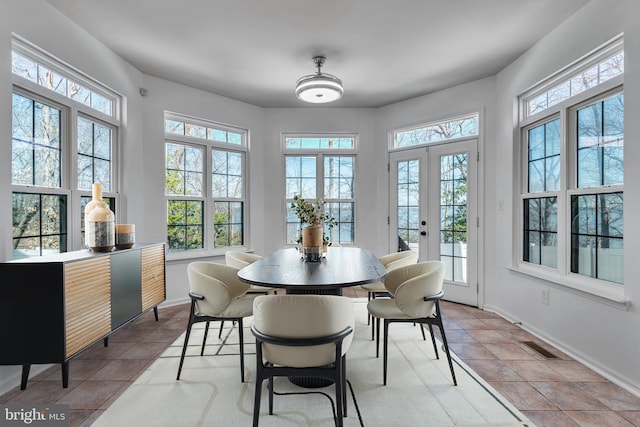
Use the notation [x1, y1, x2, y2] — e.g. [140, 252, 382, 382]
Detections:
[11, 38, 122, 255]
[164, 113, 249, 260]
[514, 37, 626, 305]
[389, 111, 480, 151]
[520, 34, 623, 122]
[12, 34, 121, 123]
[282, 133, 358, 247]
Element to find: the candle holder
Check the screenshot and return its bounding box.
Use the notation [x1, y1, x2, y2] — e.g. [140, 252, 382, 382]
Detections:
[115, 224, 135, 249]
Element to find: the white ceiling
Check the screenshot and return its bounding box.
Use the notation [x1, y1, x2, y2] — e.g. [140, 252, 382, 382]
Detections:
[45, 0, 589, 108]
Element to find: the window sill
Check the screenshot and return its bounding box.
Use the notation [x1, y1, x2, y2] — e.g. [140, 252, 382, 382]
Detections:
[165, 247, 251, 263]
[507, 264, 629, 311]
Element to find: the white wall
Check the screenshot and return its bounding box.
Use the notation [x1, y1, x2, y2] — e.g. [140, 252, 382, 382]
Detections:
[490, 0, 640, 395]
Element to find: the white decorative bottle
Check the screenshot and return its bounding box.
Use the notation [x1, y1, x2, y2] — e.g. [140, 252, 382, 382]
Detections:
[85, 183, 115, 252]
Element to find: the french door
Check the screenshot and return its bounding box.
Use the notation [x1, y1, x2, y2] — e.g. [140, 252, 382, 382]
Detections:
[390, 139, 479, 306]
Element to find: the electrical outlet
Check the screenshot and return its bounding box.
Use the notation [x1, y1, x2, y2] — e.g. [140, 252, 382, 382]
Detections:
[541, 288, 549, 305]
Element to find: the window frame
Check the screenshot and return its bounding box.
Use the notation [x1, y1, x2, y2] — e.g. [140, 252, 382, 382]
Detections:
[164, 112, 249, 259]
[11, 37, 121, 258]
[516, 37, 625, 303]
[282, 133, 358, 246]
[390, 112, 480, 150]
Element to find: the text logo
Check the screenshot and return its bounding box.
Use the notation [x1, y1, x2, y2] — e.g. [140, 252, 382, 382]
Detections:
[0, 405, 69, 426]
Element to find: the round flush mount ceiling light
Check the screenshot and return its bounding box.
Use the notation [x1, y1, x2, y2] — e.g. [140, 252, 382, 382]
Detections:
[295, 56, 344, 104]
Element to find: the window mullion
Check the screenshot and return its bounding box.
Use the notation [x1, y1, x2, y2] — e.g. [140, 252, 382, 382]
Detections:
[317, 154, 324, 201]
[557, 107, 569, 276]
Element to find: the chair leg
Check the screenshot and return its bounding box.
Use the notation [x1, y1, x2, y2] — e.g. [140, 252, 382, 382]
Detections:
[335, 359, 344, 427]
[177, 315, 195, 380]
[428, 323, 439, 359]
[434, 301, 457, 386]
[371, 314, 375, 341]
[342, 355, 348, 418]
[420, 323, 426, 341]
[268, 375, 274, 415]
[252, 377, 262, 427]
[238, 318, 245, 382]
[375, 317, 381, 358]
[253, 342, 264, 427]
[218, 320, 224, 339]
[383, 319, 389, 385]
[437, 321, 457, 386]
[367, 292, 372, 325]
[201, 321, 210, 356]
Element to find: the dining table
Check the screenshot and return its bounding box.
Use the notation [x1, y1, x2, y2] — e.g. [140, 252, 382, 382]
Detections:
[236, 246, 387, 294]
[237, 246, 387, 388]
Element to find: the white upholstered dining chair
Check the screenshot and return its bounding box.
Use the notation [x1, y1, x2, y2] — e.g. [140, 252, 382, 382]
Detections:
[251, 294, 354, 426]
[361, 250, 418, 338]
[367, 261, 457, 386]
[176, 262, 253, 382]
[225, 251, 276, 294]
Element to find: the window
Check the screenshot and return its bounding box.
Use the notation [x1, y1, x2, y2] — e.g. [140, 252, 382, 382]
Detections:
[392, 113, 479, 148]
[519, 37, 623, 288]
[77, 117, 113, 191]
[12, 50, 115, 117]
[284, 135, 356, 245]
[524, 51, 624, 117]
[212, 150, 244, 247]
[164, 113, 247, 254]
[522, 119, 560, 268]
[11, 38, 120, 259]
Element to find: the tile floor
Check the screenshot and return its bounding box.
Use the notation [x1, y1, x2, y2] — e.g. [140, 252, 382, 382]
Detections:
[2, 288, 639, 426]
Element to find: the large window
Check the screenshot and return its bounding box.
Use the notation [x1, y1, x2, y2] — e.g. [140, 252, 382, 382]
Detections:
[11, 39, 120, 259]
[164, 113, 247, 254]
[284, 135, 356, 245]
[519, 37, 623, 288]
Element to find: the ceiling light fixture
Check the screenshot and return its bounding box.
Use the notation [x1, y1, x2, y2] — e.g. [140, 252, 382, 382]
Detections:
[295, 56, 344, 104]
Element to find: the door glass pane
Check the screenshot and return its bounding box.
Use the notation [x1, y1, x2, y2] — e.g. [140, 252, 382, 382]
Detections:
[440, 153, 467, 284]
[397, 159, 419, 252]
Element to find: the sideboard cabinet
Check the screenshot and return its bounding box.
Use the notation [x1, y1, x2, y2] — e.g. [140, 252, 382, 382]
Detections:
[0, 243, 166, 389]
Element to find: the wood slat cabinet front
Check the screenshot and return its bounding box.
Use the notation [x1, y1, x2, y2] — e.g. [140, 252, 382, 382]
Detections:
[141, 245, 166, 312]
[64, 256, 112, 357]
[0, 243, 166, 389]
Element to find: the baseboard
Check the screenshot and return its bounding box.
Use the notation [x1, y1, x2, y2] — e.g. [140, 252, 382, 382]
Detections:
[483, 303, 640, 399]
[159, 296, 190, 308]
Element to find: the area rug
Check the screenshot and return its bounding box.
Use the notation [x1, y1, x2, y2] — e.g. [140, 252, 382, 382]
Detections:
[93, 300, 533, 426]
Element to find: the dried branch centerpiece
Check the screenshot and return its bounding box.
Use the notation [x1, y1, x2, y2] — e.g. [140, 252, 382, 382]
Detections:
[291, 195, 335, 262]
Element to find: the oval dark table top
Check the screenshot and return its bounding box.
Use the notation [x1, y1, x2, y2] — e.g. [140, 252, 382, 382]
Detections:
[237, 247, 387, 290]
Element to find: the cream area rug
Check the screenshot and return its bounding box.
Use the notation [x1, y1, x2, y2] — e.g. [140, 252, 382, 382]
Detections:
[93, 300, 534, 426]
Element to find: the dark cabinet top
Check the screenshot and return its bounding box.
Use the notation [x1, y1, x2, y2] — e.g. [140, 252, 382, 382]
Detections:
[237, 247, 386, 290]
